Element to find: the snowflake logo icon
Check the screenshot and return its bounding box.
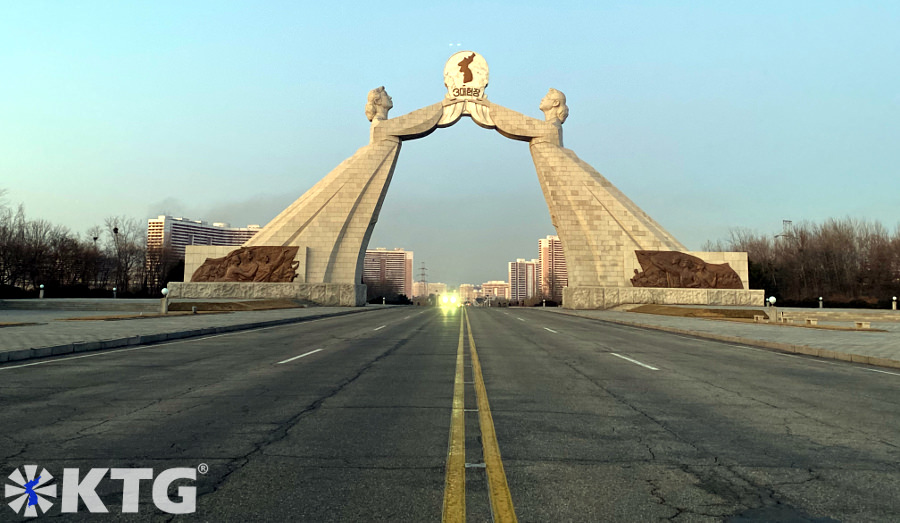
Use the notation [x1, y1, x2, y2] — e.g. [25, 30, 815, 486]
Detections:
[5, 465, 57, 517]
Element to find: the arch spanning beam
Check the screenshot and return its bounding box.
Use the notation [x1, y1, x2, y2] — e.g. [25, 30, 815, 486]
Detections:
[172, 51, 760, 308]
[173, 79, 759, 307]
[238, 93, 689, 304]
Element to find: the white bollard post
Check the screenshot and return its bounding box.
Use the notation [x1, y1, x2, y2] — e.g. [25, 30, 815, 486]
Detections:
[39, 284, 44, 299]
[160, 288, 169, 315]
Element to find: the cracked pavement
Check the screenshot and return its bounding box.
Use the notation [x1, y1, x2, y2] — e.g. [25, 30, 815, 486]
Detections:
[2, 307, 899, 520]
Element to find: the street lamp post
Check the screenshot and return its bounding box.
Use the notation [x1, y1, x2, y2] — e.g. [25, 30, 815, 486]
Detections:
[161, 288, 169, 315]
[112, 226, 122, 295]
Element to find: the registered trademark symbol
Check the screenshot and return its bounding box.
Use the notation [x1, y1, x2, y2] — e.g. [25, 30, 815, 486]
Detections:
[197, 463, 209, 474]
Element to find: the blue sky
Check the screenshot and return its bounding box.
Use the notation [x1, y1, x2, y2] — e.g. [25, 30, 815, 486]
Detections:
[2, 1, 898, 286]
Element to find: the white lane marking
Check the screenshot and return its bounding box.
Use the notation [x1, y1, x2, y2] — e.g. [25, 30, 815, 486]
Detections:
[403, 316, 411, 319]
[277, 349, 323, 365]
[724, 344, 767, 353]
[543, 327, 558, 333]
[863, 368, 900, 377]
[373, 325, 386, 331]
[516, 317, 525, 322]
[610, 353, 659, 371]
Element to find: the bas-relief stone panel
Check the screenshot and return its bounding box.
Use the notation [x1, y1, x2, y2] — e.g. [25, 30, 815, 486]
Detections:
[562, 286, 765, 309]
[191, 246, 299, 283]
[622, 251, 749, 290]
[168, 282, 366, 306]
[184, 246, 237, 282]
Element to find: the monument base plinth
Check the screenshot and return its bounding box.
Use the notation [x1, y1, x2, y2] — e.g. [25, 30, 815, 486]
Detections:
[168, 282, 367, 307]
[563, 286, 765, 310]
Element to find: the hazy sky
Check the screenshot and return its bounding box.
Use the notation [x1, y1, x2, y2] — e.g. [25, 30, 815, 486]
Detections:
[2, 1, 898, 287]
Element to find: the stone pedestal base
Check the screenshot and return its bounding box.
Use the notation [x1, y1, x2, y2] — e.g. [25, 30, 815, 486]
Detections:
[563, 286, 765, 310]
[168, 282, 367, 307]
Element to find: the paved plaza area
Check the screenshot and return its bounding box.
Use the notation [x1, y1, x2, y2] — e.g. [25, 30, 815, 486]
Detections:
[543, 306, 900, 368]
[2, 300, 899, 367]
[0, 300, 385, 363]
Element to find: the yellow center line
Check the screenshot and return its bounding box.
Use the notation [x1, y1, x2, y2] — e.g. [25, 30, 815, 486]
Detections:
[465, 307, 518, 523]
[442, 312, 466, 522]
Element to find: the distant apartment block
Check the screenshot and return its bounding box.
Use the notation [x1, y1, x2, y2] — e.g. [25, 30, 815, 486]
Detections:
[411, 281, 447, 298]
[458, 283, 481, 302]
[363, 248, 414, 297]
[538, 235, 568, 302]
[146, 215, 260, 259]
[481, 280, 510, 300]
[509, 258, 539, 302]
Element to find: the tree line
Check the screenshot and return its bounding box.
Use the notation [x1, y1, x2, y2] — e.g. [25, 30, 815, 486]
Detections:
[0, 190, 181, 298]
[705, 218, 900, 307]
[4, 187, 899, 306]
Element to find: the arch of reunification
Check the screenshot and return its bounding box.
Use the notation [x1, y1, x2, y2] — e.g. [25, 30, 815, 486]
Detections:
[170, 52, 763, 309]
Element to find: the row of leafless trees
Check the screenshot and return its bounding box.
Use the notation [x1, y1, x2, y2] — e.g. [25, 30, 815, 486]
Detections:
[705, 218, 900, 306]
[0, 191, 179, 297]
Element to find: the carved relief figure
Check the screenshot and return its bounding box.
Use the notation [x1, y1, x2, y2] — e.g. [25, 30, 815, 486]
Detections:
[192, 247, 299, 283]
[630, 251, 743, 289]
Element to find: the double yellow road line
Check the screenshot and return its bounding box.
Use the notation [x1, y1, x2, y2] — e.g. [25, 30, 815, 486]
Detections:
[442, 308, 517, 523]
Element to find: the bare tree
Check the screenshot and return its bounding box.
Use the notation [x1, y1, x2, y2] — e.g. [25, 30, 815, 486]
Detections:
[715, 218, 900, 305]
[104, 216, 147, 294]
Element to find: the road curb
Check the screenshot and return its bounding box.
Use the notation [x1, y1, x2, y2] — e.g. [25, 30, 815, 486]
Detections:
[0, 308, 379, 365]
[551, 310, 900, 370]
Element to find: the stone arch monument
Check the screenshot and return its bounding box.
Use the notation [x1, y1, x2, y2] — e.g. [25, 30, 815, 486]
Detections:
[172, 52, 763, 308]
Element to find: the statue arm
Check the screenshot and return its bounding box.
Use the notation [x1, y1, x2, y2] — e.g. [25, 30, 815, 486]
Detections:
[475, 100, 549, 141]
[381, 102, 444, 140]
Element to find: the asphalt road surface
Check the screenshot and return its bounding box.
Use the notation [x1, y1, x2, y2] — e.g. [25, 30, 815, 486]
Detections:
[2, 306, 899, 522]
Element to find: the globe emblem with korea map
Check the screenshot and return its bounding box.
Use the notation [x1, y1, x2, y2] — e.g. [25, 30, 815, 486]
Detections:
[443, 51, 489, 99]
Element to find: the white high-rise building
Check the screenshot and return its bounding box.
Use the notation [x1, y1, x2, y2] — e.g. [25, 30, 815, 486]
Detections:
[363, 248, 414, 297]
[538, 235, 568, 302]
[509, 258, 539, 302]
[146, 215, 260, 259]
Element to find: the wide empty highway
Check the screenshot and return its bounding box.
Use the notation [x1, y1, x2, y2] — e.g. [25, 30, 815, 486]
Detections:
[2, 306, 899, 521]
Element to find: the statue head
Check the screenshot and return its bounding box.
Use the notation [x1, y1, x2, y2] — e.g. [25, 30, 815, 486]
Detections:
[365, 86, 393, 121]
[539, 88, 568, 124]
